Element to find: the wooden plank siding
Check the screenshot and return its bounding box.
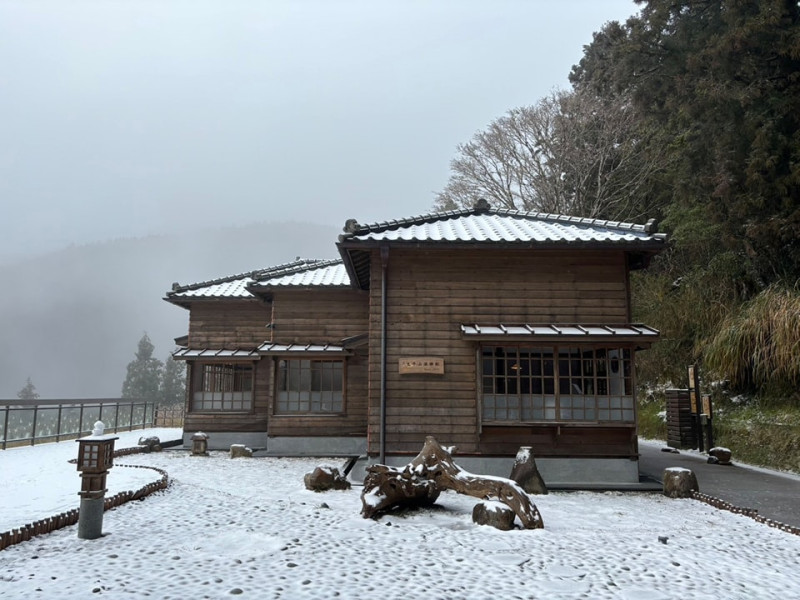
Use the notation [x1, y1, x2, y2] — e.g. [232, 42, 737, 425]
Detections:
[367, 247, 636, 457]
[183, 300, 271, 434]
[183, 358, 271, 434]
[183, 290, 370, 439]
[266, 288, 370, 438]
[269, 289, 369, 344]
[188, 300, 272, 348]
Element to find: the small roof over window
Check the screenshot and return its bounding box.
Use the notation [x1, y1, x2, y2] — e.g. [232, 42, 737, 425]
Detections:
[461, 323, 659, 347]
[258, 342, 351, 356]
[172, 348, 260, 361]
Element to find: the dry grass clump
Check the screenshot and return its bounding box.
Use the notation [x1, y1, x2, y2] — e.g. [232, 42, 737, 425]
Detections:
[703, 285, 800, 395]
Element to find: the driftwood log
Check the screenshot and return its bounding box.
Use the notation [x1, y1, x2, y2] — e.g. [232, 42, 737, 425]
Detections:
[361, 436, 544, 529]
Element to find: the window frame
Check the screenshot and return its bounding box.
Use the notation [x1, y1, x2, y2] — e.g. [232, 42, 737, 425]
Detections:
[273, 358, 346, 416]
[190, 362, 255, 414]
[480, 344, 635, 425]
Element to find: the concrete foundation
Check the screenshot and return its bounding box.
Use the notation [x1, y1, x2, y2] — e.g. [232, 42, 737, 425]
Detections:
[348, 455, 641, 489]
[180, 430, 642, 488]
[182, 431, 269, 451]
[181, 432, 366, 456]
[263, 436, 367, 456]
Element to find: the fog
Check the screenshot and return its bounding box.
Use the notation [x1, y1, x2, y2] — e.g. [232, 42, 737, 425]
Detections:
[0, 223, 339, 398]
[0, 0, 637, 398]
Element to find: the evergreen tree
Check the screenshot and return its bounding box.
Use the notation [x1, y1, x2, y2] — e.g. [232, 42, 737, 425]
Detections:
[570, 0, 800, 288]
[17, 377, 40, 401]
[121, 333, 164, 401]
[160, 355, 186, 406]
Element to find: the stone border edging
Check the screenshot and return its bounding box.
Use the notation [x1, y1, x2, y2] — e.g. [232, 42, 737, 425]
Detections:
[0, 445, 170, 551]
[691, 490, 800, 536]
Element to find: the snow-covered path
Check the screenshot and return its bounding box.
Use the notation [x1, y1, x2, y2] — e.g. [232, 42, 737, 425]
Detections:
[1, 431, 799, 599]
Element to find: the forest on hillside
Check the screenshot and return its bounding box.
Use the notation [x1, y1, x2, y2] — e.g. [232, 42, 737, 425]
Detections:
[436, 0, 800, 405]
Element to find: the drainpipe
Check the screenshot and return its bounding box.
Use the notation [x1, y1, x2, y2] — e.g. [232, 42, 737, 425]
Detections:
[379, 245, 389, 464]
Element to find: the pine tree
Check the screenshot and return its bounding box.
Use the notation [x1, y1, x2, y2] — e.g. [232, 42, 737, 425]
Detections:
[160, 355, 186, 406]
[121, 333, 164, 401]
[17, 377, 40, 401]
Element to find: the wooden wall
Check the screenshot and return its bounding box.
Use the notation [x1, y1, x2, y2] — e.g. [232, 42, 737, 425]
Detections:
[183, 290, 370, 439]
[188, 300, 271, 348]
[182, 358, 271, 434]
[266, 288, 370, 438]
[270, 289, 369, 344]
[367, 247, 635, 456]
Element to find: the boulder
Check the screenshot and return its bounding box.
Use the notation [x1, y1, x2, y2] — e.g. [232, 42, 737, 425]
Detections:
[663, 467, 699, 498]
[472, 501, 515, 530]
[304, 466, 351, 492]
[137, 436, 162, 453]
[708, 447, 732, 465]
[229, 444, 253, 458]
[509, 446, 548, 495]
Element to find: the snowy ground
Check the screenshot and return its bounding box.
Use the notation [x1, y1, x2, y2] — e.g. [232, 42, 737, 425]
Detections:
[2, 430, 799, 599]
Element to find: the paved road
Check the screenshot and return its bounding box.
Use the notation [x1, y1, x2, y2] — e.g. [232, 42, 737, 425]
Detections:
[638, 440, 800, 528]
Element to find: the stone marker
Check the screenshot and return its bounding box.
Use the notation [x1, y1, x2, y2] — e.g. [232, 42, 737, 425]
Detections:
[230, 444, 253, 458]
[473, 501, 515, 530]
[663, 467, 699, 498]
[304, 466, 351, 492]
[509, 446, 548, 495]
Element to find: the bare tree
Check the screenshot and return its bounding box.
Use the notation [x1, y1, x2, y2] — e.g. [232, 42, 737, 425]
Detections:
[435, 90, 668, 221]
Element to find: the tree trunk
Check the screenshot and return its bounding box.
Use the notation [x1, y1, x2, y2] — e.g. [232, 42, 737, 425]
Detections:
[360, 436, 544, 529]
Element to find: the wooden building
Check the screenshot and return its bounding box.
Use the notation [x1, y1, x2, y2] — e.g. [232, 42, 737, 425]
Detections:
[165, 200, 667, 485]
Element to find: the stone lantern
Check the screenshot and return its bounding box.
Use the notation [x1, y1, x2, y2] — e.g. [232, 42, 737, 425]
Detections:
[191, 431, 209, 456]
[75, 421, 118, 539]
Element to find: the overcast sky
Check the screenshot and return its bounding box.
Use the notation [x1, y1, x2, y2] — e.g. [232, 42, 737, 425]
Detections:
[0, 0, 637, 264]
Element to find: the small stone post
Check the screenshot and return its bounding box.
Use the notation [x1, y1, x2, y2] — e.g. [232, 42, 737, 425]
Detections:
[662, 467, 699, 498]
[191, 432, 209, 456]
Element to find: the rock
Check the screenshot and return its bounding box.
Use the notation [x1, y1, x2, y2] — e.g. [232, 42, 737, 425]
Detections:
[230, 444, 253, 458]
[663, 467, 699, 498]
[304, 466, 351, 492]
[707, 456, 719, 464]
[708, 447, 732, 465]
[509, 446, 548, 495]
[661, 447, 680, 454]
[472, 501, 515, 530]
[138, 436, 162, 453]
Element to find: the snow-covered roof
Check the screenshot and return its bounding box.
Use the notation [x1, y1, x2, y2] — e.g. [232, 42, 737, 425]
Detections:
[337, 200, 667, 289]
[460, 323, 660, 339]
[164, 259, 345, 306]
[338, 200, 666, 246]
[172, 348, 261, 360]
[258, 342, 349, 355]
[250, 259, 350, 289]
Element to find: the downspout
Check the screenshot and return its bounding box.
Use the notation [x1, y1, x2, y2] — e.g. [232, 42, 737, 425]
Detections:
[379, 245, 389, 464]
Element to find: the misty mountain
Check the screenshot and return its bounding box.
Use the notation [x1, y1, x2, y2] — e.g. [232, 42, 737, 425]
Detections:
[0, 221, 340, 399]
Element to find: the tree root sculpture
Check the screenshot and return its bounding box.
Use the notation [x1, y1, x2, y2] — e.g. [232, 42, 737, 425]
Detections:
[360, 436, 544, 529]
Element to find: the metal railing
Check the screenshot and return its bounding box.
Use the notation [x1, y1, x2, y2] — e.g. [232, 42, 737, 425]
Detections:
[153, 405, 184, 428]
[0, 399, 156, 450]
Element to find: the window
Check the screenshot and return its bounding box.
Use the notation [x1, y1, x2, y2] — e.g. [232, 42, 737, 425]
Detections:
[192, 363, 254, 412]
[481, 346, 633, 423]
[276, 359, 344, 414]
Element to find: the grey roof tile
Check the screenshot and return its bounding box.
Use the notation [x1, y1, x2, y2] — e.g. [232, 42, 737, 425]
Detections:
[340, 205, 666, 246]
[166, 258, 349, 300]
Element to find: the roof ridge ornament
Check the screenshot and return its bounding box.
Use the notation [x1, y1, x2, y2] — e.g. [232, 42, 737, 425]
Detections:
[644, 218, 659, 234]
[343, 218, 361, 234]
[474, 198, 491, 213]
